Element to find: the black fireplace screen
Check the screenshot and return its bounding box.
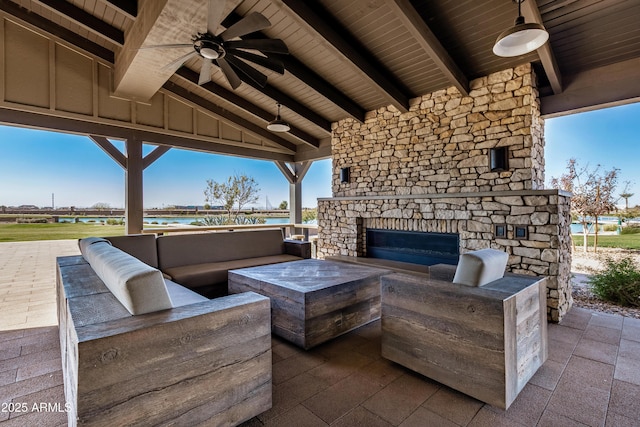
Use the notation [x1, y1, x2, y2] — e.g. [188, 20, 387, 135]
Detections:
[365, 229, 459, 266]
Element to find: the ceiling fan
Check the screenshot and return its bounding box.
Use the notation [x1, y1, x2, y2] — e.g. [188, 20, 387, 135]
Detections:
[143, 0, 289, 89]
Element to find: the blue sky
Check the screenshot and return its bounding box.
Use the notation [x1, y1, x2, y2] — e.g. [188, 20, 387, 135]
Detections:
[0, 102, 638, 209]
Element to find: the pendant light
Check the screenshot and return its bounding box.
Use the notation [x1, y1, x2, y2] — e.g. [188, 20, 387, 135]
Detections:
[493, 0, 549, 57]
[267, 102, 290, 132]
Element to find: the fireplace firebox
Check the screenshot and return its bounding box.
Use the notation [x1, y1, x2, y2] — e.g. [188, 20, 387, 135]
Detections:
[365, 229, 459, 266]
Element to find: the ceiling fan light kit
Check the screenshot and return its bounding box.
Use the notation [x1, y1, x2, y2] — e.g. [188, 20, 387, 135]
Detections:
[493, 0, 549, 57]
[267, 103, 290, 132]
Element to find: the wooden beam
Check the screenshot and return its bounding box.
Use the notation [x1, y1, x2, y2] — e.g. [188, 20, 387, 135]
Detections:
[125, 138, 144, 234]
[89, 135, 126, 168]
[143, 145, 171, 169]
[0, 107, 294, 162]
[386, 0, 468, 96]
[223, 13, 366, 123]
[175, 67, 321, 148]
[0, 0, 114, 63]
[101, 0, 137, 19]
[162, 81, 296, 153]
[521, 0, 562, 94]
[275, 161, 295, 184]
[239, 77, 332, 133]
[540, 57, 640, 118]
[32, 0, 124, 45]
[280, 0, 411, 112]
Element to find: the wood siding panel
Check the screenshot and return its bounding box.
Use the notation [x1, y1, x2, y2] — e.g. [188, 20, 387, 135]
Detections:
[135, 92, 164, 128]
[196, 110, 219, 138]
[55, 44, 93, 115]
[4, 20, 50, 108]
[97, 63, 131, 121]
[167, 97, 193, 134]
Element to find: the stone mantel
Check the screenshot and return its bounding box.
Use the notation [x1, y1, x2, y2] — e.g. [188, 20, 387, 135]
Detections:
[319, 189, 573, 202]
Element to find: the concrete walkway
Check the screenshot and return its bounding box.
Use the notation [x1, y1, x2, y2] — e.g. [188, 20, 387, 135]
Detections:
[0, 240, 79, 331]
[1, 241, 640, 426]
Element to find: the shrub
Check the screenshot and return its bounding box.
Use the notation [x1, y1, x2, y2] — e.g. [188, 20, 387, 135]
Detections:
[621, 225, 640, 235]
[589, 256, 640, 307]
[603, 224, 618, 232]
[16, 218, 48, 224]
[106, 218, 124, 225]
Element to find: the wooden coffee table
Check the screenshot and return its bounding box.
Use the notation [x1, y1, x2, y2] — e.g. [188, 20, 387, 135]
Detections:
[228, 259, 390, 349]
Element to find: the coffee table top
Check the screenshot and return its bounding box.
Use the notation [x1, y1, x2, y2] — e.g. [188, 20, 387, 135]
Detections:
[228, 259, 390, 294]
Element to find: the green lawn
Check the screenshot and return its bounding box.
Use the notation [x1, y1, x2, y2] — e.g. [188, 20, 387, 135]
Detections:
[0, 222, 125, 242]
[572, 234, 640, 250]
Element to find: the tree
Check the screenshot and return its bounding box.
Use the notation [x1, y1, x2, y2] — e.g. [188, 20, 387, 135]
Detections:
[278, 200, 288, 210]
[619, 181, 634, 211]
[91, 202, 111, 211]
[204, 174, 260, 222]
[551, 159, 619, 253]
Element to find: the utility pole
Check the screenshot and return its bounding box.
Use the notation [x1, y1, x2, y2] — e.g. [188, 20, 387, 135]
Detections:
[52, 193, 55, 210]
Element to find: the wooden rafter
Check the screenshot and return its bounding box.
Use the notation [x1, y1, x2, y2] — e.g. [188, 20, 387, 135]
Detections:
[101, 0, 137, 19]
[387, 0, 468, 96]
[175, 67, 320, 148]
[521, 0, 562, 94]
[162, 81, 297, 153]
[32, 0, 124, 45]
[280, 0, 411, 113]
[239, 77, 331, 133]
[223, 13, 366, 123]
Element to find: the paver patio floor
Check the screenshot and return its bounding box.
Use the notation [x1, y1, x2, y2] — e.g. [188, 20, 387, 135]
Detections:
[1, 240, 640, 426]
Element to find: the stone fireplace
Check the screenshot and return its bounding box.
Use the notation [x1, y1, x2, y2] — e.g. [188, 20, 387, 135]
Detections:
[317, 64, 573, 322]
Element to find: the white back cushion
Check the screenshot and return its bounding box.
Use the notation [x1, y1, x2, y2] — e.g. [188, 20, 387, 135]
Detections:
[81, 239, 172, 315]
[453, 248, 509, 287]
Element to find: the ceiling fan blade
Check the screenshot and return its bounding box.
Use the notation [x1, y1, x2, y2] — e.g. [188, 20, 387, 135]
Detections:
[199, 58, 213, 85]
[162, 51, 197, 71]
[216, 57, 242, 89]
[225, 39, 289, 54]
[139, 44, 193, 50]
[220, 12, 271, 41]
[229, 49, 285, 74]
[226, 55, 268, 88]
[207, 0, 226, 35]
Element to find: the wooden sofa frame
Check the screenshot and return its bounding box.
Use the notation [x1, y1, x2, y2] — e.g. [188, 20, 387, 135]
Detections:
[57, 255, 272, 426]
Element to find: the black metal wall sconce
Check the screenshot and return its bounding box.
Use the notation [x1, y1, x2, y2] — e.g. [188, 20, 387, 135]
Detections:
[490, 147, 509, 172]
[340, 167, 350, 183]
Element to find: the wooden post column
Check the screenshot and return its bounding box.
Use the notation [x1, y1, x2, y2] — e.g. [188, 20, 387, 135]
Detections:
[89, 135, 171, 235]
[125, 139, 144, 234]
[275, 161, 312, 232]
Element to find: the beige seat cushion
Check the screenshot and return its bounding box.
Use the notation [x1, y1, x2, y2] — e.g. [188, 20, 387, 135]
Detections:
[165, 254, 302, 288]
[452, 248, 509, 287]
[164, 279, 208, 307]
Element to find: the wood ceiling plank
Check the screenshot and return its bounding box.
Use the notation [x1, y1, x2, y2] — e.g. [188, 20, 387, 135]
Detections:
[32, 0, 124, 45]
[175, 67, 321, 148]
[279, 0, 411, 112]
[222, 12, 366, 123]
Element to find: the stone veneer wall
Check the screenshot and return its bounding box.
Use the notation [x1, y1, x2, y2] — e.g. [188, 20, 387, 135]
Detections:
[317, 64, 573, 322]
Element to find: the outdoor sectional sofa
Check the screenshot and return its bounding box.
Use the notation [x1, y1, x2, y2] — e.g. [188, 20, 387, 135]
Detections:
[56, 229, 310, 426]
